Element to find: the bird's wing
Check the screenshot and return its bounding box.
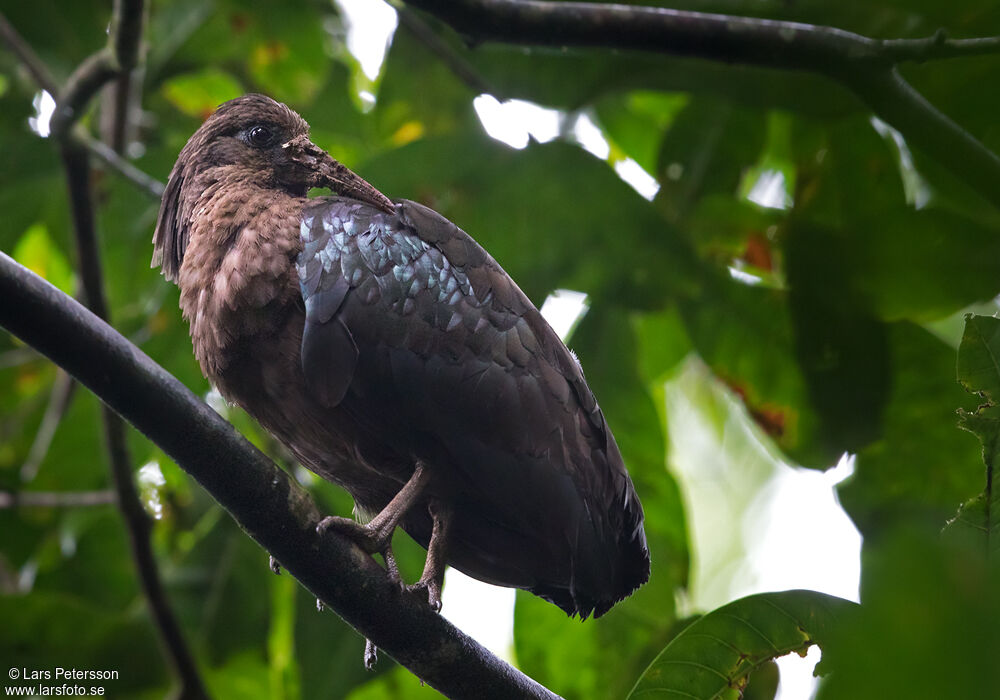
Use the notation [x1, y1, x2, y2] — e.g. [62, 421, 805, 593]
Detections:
[297, 197, 648, 616]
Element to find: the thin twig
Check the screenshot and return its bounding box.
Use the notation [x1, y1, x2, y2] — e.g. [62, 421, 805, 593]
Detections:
[397, 6, 501, 97]
[0, 11, 59, 96]
[76, 130, 165, 198]
[20, 369, 78, 482]
[0, 490, 116, 508]
[881, 31, 1000, 63]
[0, 252, 562, 700]
[404, 0, 1000, 210]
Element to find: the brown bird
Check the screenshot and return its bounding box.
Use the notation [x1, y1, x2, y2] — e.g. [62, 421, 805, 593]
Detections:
[153, 94, 649, 625]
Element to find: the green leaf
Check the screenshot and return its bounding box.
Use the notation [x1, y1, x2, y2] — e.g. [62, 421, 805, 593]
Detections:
[162, 68, 245, 119]
[956, 314, 1000, 403]
[268, 573, 301, 700]
[790, 117, 1000, 322]
[628, 590, 855, 700]
[679, 275, 832, 468]
[595, 91, 689, 174]
[12, 223, 75, 295]
[945, 314, 1000, 557]
[838, 323, 983, 537]
[817, 529, 1000, 700]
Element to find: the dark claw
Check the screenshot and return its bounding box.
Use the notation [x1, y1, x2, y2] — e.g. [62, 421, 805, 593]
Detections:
[364, 639, 378, 670]
[406, 580, 443, 613]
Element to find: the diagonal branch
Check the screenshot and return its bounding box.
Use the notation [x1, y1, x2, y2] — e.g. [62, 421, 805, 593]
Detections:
[0, 12, 58, 95]
[76, 130, 165, 198]
[404, 0, 1000, 210]
[20, 369, 77, 482]
[0, 252, 561, 700]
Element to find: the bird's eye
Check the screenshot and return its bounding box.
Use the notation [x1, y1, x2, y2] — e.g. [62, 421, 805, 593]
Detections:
[246, 125, 276, 148]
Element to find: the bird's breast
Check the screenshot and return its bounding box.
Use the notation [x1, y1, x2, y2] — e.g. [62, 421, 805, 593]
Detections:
[177, 188, 306, 378]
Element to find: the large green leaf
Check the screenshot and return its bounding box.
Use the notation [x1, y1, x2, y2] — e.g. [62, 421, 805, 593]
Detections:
[790, 116, 1000, 322]
[838, 323, 983, 537]
[817, 529, 1000, 700]
[628, 590, 854, 700]
[945, 314, 1000, 557]
[679, 275, 834, 468]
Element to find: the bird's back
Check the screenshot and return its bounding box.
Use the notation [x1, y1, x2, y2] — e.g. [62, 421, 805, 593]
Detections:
[297, 197, 649, 617]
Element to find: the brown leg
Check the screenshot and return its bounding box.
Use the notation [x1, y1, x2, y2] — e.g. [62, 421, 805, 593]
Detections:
[317, 461, 432, 554]
[407, 501, 453, 612]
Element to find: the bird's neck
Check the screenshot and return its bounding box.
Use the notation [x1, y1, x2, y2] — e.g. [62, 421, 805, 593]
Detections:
[176, 179, 305, 379]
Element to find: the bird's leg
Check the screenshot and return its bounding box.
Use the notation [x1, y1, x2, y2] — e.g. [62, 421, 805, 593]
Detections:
[406, 501, 453, 612]
[317, 461, 431, 555]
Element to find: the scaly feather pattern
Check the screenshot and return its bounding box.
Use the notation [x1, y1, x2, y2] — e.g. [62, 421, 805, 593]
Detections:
[297, 197, 649, 617]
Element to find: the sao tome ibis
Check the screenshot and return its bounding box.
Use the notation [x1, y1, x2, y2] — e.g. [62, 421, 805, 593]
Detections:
[152, 94, 650, 629]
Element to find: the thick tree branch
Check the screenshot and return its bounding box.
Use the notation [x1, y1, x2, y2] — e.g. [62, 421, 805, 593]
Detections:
[0, 253, 560, 700]
[405, 0, 1000, 210]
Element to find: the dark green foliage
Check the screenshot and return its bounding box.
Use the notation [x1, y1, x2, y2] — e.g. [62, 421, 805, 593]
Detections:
[2, 0, 1000, 697]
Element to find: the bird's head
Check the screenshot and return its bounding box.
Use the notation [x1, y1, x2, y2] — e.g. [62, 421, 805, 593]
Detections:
[153, 93, 393, 281]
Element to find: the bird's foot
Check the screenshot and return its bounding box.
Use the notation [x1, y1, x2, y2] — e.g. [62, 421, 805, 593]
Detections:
[316, 515, 391, 554]
[269, 555, 281, 575]
[405, 577, 443, 613]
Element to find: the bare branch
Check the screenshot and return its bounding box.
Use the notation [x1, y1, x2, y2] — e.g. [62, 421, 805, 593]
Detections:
[881, 31, 1000, 64]
[0, 490, 115, 509]
[76, 130, 165, 198]
[404, 0, 1000, 210]
[0, 252, 561, 700]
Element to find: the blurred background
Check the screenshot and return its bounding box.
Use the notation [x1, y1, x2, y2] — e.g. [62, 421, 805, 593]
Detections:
[2, 0, 999, 698]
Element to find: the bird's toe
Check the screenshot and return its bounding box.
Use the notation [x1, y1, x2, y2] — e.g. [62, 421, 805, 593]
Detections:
[406, 580, 443, 613]
[317, 515, 386, 554]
